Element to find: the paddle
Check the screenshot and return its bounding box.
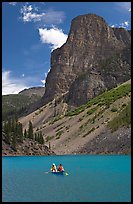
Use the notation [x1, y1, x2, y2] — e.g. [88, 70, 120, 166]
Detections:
[44, 168, 53, 173]
[44, 171, 50, 174]
[64, 171, 69, 176]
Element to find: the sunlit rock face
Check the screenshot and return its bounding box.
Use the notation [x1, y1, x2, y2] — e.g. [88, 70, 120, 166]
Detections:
[42, 13, 131, 107]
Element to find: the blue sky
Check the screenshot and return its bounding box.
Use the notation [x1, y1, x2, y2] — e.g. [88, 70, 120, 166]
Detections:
[2, 2, 131, 95]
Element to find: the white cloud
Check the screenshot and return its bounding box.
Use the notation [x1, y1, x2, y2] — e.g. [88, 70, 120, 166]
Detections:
[41, 10, 65, 25]
[9, 2, 17, 6]
[41, 79, 45, 86]
[2, 70, 28, 95]
[20, 4, 65, 25]
[38, 27, 68, 50]
[40, 72, 47, 86]
[41, 69, 51, 86]
[20, 5, 45, 22]
[111, 25, 115, 28]
[45, 72, 47, 78]
[110, 20, 130, 29]
[20, 4, 67, 51]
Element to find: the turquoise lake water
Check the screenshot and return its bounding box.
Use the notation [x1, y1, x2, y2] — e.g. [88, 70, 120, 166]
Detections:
[2, 155, 131, 202]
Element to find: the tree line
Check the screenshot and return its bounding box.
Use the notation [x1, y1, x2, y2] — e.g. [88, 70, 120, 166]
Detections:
[2, 118, 44, 151]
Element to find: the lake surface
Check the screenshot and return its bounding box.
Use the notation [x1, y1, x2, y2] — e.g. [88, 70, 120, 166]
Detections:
[2, 155, 131, 202]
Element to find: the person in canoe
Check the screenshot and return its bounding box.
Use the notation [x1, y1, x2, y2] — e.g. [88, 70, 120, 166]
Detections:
[57, 164, 64, 172]
[50, 163, 57, 172]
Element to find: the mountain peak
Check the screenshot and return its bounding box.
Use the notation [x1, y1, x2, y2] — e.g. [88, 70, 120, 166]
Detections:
[42, 13, 130, 106]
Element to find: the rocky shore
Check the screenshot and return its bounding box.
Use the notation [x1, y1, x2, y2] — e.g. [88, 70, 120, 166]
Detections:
[2, 138, 55, 156]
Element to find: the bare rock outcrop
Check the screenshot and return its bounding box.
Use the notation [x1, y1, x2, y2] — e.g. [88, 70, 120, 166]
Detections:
[42, 14, 131, 107]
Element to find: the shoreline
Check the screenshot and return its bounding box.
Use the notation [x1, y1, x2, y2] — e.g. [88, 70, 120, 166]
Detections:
[2, 153, 131, 157]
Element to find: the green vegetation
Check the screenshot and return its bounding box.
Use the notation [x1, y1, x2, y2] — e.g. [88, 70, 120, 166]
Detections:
[35, 108, 44, 116]
[56, 136, 61, 139]
[120, 103, 127, 110]
[28, 121, 34, 139]
[24, 129, 27, 138]
[78, 117, 83, 122]
[45, 135, 54, 142]
[79, 123, 86, 131]
[85, 107, 98, 116]
[107, 101, 131, 132]
[65, 104, 86, 116]
[65, 126, 70, 130]
[34, 131, 44, 144]
[49, 115, 63, 125]
[3, 118, 45, 150]
[55, 126, 64, 132]
[2, 94, 41, 121]
[88, 117, 95, 124]
[3, 117, 23, 150]
[82, 127, 95, 137]
[56, 130, 64, 137]
[79, 118, 93, 131]
[65, 83, 131, 116]
[110, 107, 118, 112]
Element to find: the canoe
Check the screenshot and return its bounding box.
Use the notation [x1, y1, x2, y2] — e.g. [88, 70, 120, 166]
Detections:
[51, 170, 64, 175]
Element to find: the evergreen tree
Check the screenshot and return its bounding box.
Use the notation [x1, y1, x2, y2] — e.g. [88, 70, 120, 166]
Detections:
[40, 131, 44, 144]
[3, 117, 24, 150]
[17, 122, 23, 142]
[5, 130, 11, 144]
[24, 129, 27, 138]
[7, 119, 12, 132]
[38, 131, 44, 144]
[34, 133, 38, 141]
[28, 121, 34, 139]
[37, 132, 40, 143]
[11, 133, 17, 151]
[11, 117, 15, 132]
[3, 121, 11, 144]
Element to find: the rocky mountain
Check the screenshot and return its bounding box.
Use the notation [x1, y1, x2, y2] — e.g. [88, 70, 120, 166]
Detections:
[2, 87, 45, 121]
[3, 13, 131, 156]
[42, 13, 131, 108]
[19, 80, 131, 155]
[19, 87, 45, 97]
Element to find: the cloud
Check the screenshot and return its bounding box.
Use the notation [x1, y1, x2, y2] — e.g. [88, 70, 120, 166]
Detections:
[9, 2, 17, 6]
[110, 20, 130, 29]
[38, 27, 68, 50]
[41, 68, 51, 86]
[41, 79, 45, 86]
[41, 10, 65, 25]
[2, 70, 28, 95]
[20, 5, 45, 22]
[20, 4, 67, 51]
[20, 4, 65, 25]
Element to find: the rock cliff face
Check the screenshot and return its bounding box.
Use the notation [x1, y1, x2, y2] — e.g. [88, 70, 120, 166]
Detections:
[42, 14, 131, 107]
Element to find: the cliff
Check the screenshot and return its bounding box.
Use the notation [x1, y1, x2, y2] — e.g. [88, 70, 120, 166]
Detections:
[42, 13, 131, 107]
